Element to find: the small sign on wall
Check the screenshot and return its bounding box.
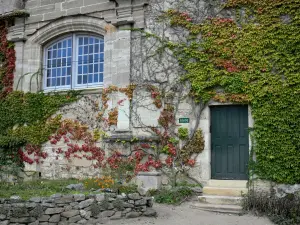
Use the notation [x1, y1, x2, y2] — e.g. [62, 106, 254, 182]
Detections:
[179, 118, 190, 123]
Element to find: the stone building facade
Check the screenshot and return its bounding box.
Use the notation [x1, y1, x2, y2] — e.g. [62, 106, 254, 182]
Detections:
[1, 0, 254, 189]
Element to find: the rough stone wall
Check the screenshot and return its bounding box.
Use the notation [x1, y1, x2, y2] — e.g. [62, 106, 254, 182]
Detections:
[0, 193, 156, 225]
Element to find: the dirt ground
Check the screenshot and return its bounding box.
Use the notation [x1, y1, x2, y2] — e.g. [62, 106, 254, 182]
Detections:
[106, 203, 274, 225]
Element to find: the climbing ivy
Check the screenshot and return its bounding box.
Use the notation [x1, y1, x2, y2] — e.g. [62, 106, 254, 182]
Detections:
[162, 0, 300, 183]
[0, 21, 15, 97]
[0, 91, 78, 169]
[0, 20, 79, 172]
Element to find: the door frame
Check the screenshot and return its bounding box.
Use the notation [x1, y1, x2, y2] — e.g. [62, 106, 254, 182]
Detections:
[207, 102, 253, 181]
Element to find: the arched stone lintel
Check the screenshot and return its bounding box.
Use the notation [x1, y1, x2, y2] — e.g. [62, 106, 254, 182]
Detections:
[28, 16, 107, 45]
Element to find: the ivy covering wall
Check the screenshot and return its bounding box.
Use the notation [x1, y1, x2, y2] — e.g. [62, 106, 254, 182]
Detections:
[163, 0, 300, 183]
[0, 21, 78, 175]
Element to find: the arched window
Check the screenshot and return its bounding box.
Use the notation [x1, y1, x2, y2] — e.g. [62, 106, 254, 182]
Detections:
[44, 34, 104, 90]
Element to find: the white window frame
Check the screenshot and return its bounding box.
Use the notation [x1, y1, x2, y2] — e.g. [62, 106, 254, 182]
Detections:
[43, 33, 104, 92]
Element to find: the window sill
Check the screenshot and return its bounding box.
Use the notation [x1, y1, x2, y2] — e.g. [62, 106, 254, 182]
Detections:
[42, 86, 104, 95]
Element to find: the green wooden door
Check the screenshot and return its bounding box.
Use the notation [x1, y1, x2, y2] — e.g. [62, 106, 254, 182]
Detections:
[211, 105, 249, 180]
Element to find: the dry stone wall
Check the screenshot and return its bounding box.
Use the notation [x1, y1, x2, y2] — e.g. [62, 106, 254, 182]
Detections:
[0, 193, 156, 225]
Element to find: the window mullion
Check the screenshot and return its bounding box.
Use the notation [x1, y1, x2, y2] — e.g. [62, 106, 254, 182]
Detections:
[72, 33, 77, 89]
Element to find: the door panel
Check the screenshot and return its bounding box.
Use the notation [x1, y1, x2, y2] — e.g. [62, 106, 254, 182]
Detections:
[211, 105, 249, 180]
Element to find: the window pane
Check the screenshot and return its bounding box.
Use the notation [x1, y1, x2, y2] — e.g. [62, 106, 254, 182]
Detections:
[89, 37, 94, 44]
[78, 66, 82, 74]
[56, 78, 61, 86]
[83, 65, 88, 74]
[83, 55, 88, 64]
[67, 57, 71, 66]
[62, 68, 66, 76]
[45, 37, 72, 88]
[68, 39, 72, 47]
[95, 44, 99, 53]
[47, 69, 51, 78]
[88, 74, 93, 83]
[57, 68, 61, 77]
[67, 77, 71, 85]
[94, 64, 98, 72]
[67, 48, 72, 56]
[78, 76, 82, 84]
[52, 69, 56, 77]
[52, 78, 56, 86]
[79, 46, 83, 55]
[89, 45, 93, 54]
[94, 74, 98, 82]
[57, 59, 61, 67]
[83, 75, 87, 84]
[79, 37, 83, 45]
[84, 46, 88, 54]
[62, 77, 66, 85]
[99, 73, 103, 82]
[89, 55, 93, 63]
[89, 64, 93, 73]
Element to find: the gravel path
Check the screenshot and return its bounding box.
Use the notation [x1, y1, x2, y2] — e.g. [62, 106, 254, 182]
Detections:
[106, 203, 274, 225]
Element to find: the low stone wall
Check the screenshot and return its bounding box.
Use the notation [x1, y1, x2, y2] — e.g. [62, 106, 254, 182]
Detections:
[0, 193, 156, 225]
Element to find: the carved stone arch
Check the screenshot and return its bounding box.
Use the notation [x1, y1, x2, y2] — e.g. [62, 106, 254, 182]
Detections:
[28, 16, 108, 45]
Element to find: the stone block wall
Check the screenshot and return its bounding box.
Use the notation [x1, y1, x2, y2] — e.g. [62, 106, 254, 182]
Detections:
[0, 0, 24, 15]
[0, 193, 156, 225]
[22, 0, 147, 28]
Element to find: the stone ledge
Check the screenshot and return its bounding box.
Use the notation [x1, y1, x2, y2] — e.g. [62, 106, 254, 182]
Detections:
[0, 10, 29, 20]
[137, 172, 161, 177]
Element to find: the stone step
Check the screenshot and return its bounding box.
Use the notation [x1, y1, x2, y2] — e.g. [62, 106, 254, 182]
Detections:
[207, 180, 248, 188]
[198, 195, 242, 205]
[190, 202, 243, 215]
[203, 187, 248, 197]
